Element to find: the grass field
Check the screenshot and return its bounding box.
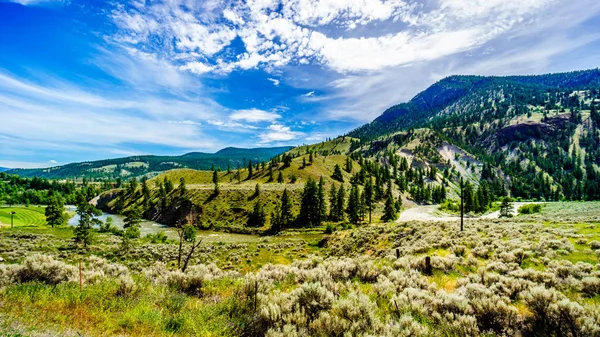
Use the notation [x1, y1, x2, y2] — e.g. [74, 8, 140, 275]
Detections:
[0, 206, 47, 228]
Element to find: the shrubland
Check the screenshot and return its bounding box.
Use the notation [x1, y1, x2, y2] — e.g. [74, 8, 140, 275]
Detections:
[0, 202, 599, 336]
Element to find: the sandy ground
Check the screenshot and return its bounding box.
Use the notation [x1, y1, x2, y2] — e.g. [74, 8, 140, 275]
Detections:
[398, 202, 540, 222]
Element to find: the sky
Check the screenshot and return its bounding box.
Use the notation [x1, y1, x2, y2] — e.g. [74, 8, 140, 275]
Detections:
[0, 0, 599, 168]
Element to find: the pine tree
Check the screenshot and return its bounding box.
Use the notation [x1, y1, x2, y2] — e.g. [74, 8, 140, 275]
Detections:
[299, 178, 321, 227]
[332, 164, 344, 182]
[178, 177, 187, 196]
[499, 197, 513, 217]
[248, 160, 253, 179]
[247, 200, 266, 227]
[335, 184, 346, 222]
[268, 165, 274, 182]
[45, 195, 66, 228]
[346, 184, 361, 224]
[318, 177, 327, 221]
[329, 184, 338, 220]
[73, 195, 101, 248]
[277, 171, 284, 184]
[123, 206, 142, 239]
[381, 187, 399, 222]
[271, 189, 293, 232]
[345, 156, 353, 173]
[363, 177, 375, 223]
[213, 170, 220, 195]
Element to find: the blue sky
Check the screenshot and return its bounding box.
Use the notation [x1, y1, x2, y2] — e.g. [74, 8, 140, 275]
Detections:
[0, 0, 599, 168]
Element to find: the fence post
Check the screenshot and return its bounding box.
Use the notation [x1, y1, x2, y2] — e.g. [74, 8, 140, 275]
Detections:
[425, 256, 432, 275]
[79, 260, 83, 292]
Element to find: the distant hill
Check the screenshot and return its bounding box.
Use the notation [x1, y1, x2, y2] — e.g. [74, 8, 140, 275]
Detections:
[0, 167, 9, 172]
[6, 146, 292, 179]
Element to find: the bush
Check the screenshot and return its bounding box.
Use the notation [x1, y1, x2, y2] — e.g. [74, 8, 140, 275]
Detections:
[7, 255, 77, 286]
[518, 204, 543, 215]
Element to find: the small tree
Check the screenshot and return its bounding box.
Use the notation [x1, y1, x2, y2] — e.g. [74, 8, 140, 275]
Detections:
[363, 178, 375, 223]
[499, 197, 514, 218]
[45, 195, 67, 228]
[178, 177, 187, 196]
[381, 188, 399, 222]
[271, 189, 294, 233]
[277, 171, 284, 184]
[247, 200, 267, 227]
[346, 184, 361, 224]
[332, 164, 344, 182]
[176, 207, 202, 271]
[73, 197, 102, 248]
[213, 170, 220, 195]
[345, 156, 353, 173]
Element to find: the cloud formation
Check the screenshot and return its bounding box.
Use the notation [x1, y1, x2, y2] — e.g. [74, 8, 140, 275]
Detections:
[111, 0, 555, 74]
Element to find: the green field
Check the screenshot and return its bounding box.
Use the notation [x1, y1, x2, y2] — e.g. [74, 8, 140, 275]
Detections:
[0, 206, 47, 228]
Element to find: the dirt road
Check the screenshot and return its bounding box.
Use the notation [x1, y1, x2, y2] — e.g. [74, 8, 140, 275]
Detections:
[398, 202, 540, 222]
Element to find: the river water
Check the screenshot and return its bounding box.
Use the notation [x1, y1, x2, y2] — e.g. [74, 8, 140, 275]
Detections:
[65, 206, 287, 243]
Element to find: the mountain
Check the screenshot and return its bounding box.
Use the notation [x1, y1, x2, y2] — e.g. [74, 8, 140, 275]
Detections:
[349, 69, 600, 141]
[6, 146, 292, 179]
[0, 167, 9, 172]
[349, 68, 600, 200]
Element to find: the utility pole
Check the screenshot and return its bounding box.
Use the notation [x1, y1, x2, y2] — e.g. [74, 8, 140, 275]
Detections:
[10, 211, 15, 229]
[459, 178, 464, 232]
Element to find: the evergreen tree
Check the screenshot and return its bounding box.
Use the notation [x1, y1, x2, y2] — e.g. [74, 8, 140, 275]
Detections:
[45, 195, 67, 228]
[346, 184, 361, 224]
[271, 189, 293, 232]
[247, 200, 266, 227]
[499, 197, 513, 217]
[164, 177, 174, 194]
[178, 177, 187, 196]
[299, 178, 321, 227]
[332, 164, 344, 182]
[329, 184, 338, 220]
[335, 184, 346, 222]
[381, 187, 399, 222]
[318, 177, 327, 221]
[73, 196, 101, 248]
[277, 171, 284, 184]
[268, 165, 274, 182]
[345, 156, 353, 173]
[254, 183, 261, 197]
[363, 178, 375, 223]
[248, 160, 253, 179]
[123, 206, 142, 242]
[213, 170, 220, 195]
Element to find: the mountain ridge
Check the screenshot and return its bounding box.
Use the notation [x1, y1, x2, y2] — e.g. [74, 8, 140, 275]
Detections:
[6, 146, 293, 179]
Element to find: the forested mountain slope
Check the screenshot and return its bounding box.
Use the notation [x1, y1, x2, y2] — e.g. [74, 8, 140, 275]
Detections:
[349, 69, 600, 201]
[6, 146, 292, 180]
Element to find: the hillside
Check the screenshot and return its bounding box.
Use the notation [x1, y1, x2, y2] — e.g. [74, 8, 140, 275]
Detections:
[98, 138, 383, 232]
[349, 69, 600, 201]
[6, 146, 292, 180]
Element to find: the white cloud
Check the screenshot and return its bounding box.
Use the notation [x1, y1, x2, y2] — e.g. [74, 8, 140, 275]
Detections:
[9, 0, 64, 5]
[109, 0, 558, 74]
[48, 160, 58, 164]
[267, 78, 280, 86]
[304, 91, 315, 97]
[258, 124, 304, 143]
[229, 109, 281, 122]
[0, 71, 223, 153]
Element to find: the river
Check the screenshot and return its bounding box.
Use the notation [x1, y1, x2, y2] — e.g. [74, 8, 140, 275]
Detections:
[66, 206, 313, 243]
